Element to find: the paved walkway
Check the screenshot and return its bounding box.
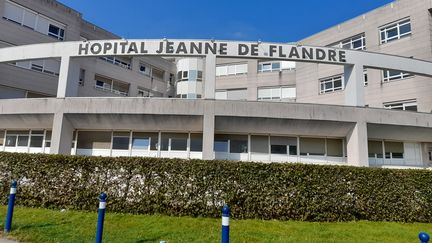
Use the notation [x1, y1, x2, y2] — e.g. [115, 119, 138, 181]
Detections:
[0, 238, 18, 243]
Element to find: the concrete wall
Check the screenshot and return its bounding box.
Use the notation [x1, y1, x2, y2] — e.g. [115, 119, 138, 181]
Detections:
[297, 0, 432, 112]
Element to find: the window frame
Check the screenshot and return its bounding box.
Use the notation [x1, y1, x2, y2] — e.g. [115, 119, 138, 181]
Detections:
[379, 18, 411, 44]
[319, 75, 344, 94]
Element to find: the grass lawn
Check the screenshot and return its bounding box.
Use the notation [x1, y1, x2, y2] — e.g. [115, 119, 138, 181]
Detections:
[0, 206, 431, 243]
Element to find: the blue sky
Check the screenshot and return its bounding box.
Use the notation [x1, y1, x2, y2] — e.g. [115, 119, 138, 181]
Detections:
[58, 0, 394, 42]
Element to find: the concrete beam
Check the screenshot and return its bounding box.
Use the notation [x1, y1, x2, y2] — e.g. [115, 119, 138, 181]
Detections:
[344, 64, 365, 107]
[347, 121, 368, 166]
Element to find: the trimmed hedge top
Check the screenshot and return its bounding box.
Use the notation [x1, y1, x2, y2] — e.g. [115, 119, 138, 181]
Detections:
[1, 152, 432, 222]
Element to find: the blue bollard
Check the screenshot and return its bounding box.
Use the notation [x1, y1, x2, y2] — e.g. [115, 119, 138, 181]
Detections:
[95, 192, 107, 243]
[221, 204, 230, 243]
[419, 232, 430, 243]
[4, 180, 17, 233]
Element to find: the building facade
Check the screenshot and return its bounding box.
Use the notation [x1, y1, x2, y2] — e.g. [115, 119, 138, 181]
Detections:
[0, 0, 431, 168]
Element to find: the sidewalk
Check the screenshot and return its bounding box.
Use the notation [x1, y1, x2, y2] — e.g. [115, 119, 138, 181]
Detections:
[0, 237, 18, 243]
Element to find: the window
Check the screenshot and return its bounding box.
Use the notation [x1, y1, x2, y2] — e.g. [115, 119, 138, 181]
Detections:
[30, 131, 44, 148]
[48, 24, 65, 40]
[271, 145, 287, 154]
[300, 138, 326, 156]
[384, 141, 404, 159]
[3, 1, 66, 40]
[258, 61, 295, 73]
[319, 75, 343, 94]
[216, 63, 248, 76]
[382, 69, 413, 82]
[364, 69, 368, 86]
[112, 136, 129, 150]
[380, 18, 411, 44]
[258, 86, 296, 101]
[94, 75, 129, 96]
[177, 71, 189, 81]
[332, 34, 366, 50]
[384, 100, 417, 112]
[79, 69, 85, 86]
[214, 140, 229, 152]
[190, 134, 203, 152]
[215, 89, 247, 101]
[14, 59, 60, 76]
[137, 89, 149, 97]
[100, 57, 131, 69]
[5, 131, 30, 147]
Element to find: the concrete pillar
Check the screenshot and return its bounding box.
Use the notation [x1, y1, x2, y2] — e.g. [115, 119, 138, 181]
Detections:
[344, 64, 365, 107]
[204, 54, 216, 99]
[346, 121, 368, 167]
[50, 113, 74, 155]
[57, 56, 80, 98]
[202, 103, 215, 160]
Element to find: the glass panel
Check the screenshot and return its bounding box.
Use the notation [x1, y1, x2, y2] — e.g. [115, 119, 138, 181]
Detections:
[171, 138, 187, 151]
[251, 135, 269, 153]
[77, 131, 111, 149]
[387, 28, 398, 39]
[112, 137, 129, 150]
[214, 141, 228, 152]
[385, 141, 404, 153]
[271, 145, 287, 154]
[300, 138, 325, 155]
[327, 139, 343, 157]
[289, 146, 298, 156]
[190, 134, 203, 152]
[0, 131, 4, 146]
[399, 22, 411, 35]
[17, 136, 29, 147]
[30, 136, 43, 147]
[5, 136, 17, 147]
[161, 138, 169, 151]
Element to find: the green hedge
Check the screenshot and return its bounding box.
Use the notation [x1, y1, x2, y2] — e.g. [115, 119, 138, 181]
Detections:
[0, 152, 432, 222]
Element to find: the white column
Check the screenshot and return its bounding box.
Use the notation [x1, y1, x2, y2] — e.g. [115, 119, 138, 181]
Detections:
[202, 112, 215, 160]
[204, 54, 216, 99]
[346, 121, 369, 167]
[344, 64, 365, 107]
[247, 134, 251, 161]
[57, 56, 80, 98]
[50, 113, 74, 155]
[157, 131, 162, 158]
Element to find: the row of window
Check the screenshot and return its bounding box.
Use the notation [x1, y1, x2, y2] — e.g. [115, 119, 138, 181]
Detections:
[3, 0, 65, 40]
[99, 57, 131, 70]
[319, 69, 413, 94]
[177, 70, 203, 82]
[13, 59, 60, 76]
[215, 61, 296, 77]
[331, 18, 412, 51]
[1, 130, 51, 148]
[214, 86, 297, 101]
[94, 75, 130, 96]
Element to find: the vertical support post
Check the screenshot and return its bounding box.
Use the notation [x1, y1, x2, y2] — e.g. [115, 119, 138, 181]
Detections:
[157, 131, 162, 158]
[419, 232, 430, 243]
[247, 134, 251, 161]
[204, 54, 216, 99]
[187, 132, 191, 159]
[50, 113, 74, 155]
[4, 180, 17, 233]
[95, 192, 107, 243]
[346, 121, 369, 167]
[57, 56, 80, 98]
[221, 205, 230, 243]
[202, 112, 215, 160]
[344, 64, 365, 107]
